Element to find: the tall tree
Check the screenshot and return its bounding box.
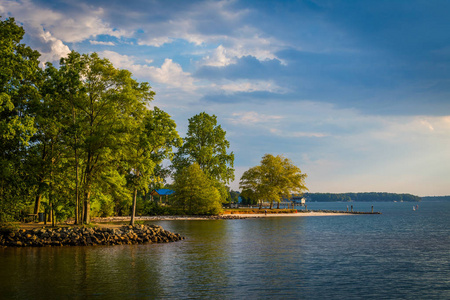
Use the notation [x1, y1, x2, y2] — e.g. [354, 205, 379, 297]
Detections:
[0, 17, 40, 221]
[60, 52, 154, 224]
[172, 112, 234, 202]
[57, 52, 87, 224]
[240, 154, 308, 209]
[27, 63, 70, 220]
[128, 107, 181, 225]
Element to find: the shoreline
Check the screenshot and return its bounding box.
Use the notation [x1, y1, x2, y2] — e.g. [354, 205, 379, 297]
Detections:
[2, 211, 379, 247]
[88, 210, 378, 223]
[8, 210, 380, 230]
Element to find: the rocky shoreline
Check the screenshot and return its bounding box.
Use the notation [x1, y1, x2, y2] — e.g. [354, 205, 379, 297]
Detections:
[0, 224, 184, 248]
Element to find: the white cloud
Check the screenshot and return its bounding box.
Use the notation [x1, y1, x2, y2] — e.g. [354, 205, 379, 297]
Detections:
[90, 40, 115, 46]
[200, 34, 284, 67]
[229, 111, 284, 125]
[215, 80, 286, 94]
[100, 51, 196, 92]
[38, 31, 71, 63]
[202, 45, 234, 67]
[132, 1, 284, 65]
[1, 0, 128, 63]
[2, 0, 127, 42]
[137, 36, 173, 47]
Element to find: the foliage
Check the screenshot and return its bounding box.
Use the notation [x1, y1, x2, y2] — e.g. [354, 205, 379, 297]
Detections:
[0, 17, 235, 223]
[0, 17, 40, 221]
[172, 163, 223, 215]
[127, 107, 181, 225]
[305, 192, 421, 202]
[172, 112, 234, 203]
[421, 196, 450, 202]
[229, 189, 240, 203]
[239, 193, 258, 205]
[140, 201, 180, 216]
[57, 51, 154, 224]
[240, 154, 308, 209]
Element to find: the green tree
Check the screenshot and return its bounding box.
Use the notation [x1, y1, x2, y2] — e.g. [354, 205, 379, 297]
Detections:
[0, 17, 40, 222]
[172, 163, 222, 215]
[59, 51, 154, 224]
[128, 107, 181, 225]
[172, 112, 234, 202]
[57, 51, 88, 224]
[26, 62, 72, 224]
[240, 154, 308, 209]
[229, 189, 240, 203]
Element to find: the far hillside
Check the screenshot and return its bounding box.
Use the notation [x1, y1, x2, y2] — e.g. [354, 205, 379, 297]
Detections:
[421, 196, 450, 202]
[305, 192, 421, 202]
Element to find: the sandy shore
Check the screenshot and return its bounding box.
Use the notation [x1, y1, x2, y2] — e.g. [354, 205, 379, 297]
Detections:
[90, 211, 354, 222]
[236, 211, 352, 218]
[12, 211, 359, 229]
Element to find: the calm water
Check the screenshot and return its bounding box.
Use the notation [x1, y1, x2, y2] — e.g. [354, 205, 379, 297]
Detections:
[1, 202, 449, 299]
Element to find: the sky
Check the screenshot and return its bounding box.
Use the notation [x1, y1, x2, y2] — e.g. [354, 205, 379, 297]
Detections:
[2, 0, 449, 196]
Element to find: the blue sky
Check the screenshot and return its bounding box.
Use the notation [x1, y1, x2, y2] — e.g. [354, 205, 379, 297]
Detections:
[2, 0, 449, 196]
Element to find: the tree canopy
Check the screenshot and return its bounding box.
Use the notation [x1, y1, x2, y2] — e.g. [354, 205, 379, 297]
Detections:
[172, 112, 234, 203]
[0, 17, 40, 222]
[1, 17, 232, 223]
[240, 154, 308, 209]
[127, 107, 181, 225]
[172, 112, 234, 183]
[172, 163, 222, 215]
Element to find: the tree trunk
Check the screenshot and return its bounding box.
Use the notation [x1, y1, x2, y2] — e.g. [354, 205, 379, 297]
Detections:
[52, 205, 55, 227]
[83, 189, 91, 224]
[130, 188, 138, 226]
[277, 201, 280, 209]
[83, 200, 90, 224]
[33, 194, 42, 215]
[74, 148, 79, 224]
[73, 106, 80, 225]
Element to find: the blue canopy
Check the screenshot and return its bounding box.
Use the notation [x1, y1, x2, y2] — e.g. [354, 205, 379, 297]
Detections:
[152, 189, 175, 196]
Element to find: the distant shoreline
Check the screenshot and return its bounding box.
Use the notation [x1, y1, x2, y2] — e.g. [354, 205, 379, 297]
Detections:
[10, 210, 380, 230]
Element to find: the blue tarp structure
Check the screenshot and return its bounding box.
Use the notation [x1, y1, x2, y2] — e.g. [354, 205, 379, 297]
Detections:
[151, 189, 175, 196]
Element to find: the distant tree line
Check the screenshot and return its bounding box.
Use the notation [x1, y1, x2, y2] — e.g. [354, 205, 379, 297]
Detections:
[421, 196, 450, 202]
[305, 192, 421, 202]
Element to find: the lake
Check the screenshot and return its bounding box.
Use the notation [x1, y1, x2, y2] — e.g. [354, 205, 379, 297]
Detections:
[1, 201, 449, 299]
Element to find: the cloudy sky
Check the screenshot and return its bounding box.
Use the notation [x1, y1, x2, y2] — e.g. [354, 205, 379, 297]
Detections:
[2, 0, 449, 196]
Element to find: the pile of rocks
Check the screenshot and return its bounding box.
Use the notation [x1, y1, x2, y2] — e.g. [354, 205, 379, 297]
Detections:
[0, 224, 184, 247]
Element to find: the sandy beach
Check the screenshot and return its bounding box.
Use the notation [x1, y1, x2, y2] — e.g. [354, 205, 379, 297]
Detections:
[12, 211, 359, 230]
[235, 211, 352, 218]
[90, 211, 354, 222]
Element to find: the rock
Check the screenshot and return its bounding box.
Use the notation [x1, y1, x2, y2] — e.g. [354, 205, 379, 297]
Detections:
[0, 224, 184, 247]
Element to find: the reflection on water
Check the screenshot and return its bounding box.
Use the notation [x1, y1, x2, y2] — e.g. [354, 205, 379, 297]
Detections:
[1, 202, 449, 299]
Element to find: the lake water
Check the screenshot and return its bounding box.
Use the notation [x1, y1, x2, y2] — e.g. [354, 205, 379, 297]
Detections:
[1, 201, 449, 299]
